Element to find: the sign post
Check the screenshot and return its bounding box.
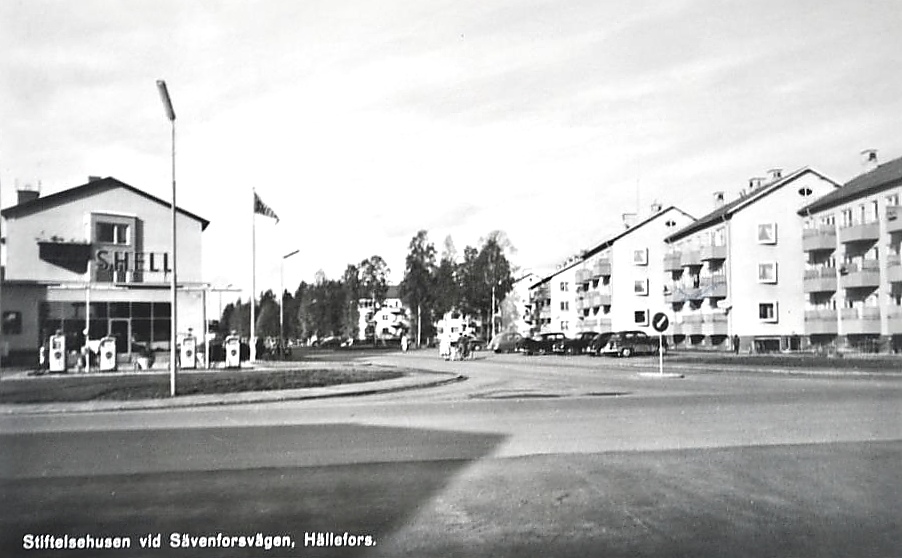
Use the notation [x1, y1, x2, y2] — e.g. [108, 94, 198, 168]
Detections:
[652, 312, 670, 377]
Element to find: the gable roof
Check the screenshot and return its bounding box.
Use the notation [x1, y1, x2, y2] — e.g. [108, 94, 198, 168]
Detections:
[529, 205, 695, 287]
[798, 154, 902, 215]
[667, 167, 838, 242]
[1, 176, 210, 230]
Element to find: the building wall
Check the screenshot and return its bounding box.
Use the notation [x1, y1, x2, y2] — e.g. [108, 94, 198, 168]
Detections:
[4, 187, 204, 283]
[730, 172, 837, 343]
[549, 265, 579, 333]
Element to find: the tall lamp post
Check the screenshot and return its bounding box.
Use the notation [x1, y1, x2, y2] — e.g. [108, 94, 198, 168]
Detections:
[280, 249, 300, 356]
[156, 79, 177, 397]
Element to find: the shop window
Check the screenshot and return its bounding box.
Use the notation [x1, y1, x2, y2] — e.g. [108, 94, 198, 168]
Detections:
[2, 311, 22, 335]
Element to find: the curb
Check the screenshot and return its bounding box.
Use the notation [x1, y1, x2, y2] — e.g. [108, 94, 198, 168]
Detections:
[0, 372, 467, 416]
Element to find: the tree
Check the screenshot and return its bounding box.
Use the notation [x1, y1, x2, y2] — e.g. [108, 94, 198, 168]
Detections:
[399, 230, 437, 346]
[341, 264, 361, 340]
[358, 256, 390, 342]
[255, 289, 280, 338]
[433, 236, 460, 317]
[475, 232, 516, 339]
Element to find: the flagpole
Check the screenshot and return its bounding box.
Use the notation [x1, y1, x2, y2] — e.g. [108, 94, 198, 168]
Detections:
[251, 186, 256, 363]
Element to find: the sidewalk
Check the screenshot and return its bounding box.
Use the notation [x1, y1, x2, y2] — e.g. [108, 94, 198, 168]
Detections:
[0, 365, 465, 415]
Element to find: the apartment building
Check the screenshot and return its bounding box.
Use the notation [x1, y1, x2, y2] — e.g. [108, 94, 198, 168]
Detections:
[357, 285, 409, 341]
[0, 177, 209, 365]
[529, 204, 694, 337]
[799, 151, 902, 353]
[664, 167, 839, 352]
[501, 271, 542, 336]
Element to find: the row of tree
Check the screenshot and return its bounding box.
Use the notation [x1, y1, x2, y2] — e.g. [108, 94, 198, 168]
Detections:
[218, 230, 516, 345]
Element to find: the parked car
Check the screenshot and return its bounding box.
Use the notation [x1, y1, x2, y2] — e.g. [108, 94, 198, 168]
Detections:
[553, 331, 599, 355]
[518, 332, 567, 355]
[488, 332, 523, 353]
[587, 332, 616, 356]
[597, 330, 663, 357]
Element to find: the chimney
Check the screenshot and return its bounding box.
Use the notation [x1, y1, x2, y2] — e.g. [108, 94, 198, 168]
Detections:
[88, 176, 103, 183]
[649, 200, 663, 214]
[767, 168, 783, 181]
[713, 191, 725, 209]
[861, 149, 878, 173]
[622, 212, 637, 230]
[748, 177, 765, 190]
[17, 183, 40, 204]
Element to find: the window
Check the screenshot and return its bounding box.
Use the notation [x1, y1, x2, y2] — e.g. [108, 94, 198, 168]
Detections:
[758, 262, 778, 283]
[757, 223, 777, 244]
[633, 278, 649, 296]
[96, 222, 129, 245]
[560, 282, 569, 292]
[561, 321, 569, 331]
[560, 301, 569, 311]
[841, 209, 853, 227]
[633, 248, 648, 265]
[634, 310, 649, 326]
[759, 302, 778, 323]
[2, 311, 22, 335]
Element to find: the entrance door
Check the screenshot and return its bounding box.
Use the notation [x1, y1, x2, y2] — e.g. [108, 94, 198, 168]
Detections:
[109, 319, 130, 359]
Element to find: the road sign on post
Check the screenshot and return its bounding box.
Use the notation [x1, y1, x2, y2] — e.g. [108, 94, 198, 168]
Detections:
[652, 312, 668, 376]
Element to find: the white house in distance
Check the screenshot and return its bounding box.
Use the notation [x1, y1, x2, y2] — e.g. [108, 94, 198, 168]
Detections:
[356, 285, 409, 342]
[0, 176, 209, 365]
[663, 166, 839, 352]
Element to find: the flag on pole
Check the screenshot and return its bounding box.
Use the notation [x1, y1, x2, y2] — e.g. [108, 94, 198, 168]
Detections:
[254, 192, 280, 223]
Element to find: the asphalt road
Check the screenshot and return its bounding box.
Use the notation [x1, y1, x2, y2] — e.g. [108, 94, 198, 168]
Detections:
[1, 351, 900, 557]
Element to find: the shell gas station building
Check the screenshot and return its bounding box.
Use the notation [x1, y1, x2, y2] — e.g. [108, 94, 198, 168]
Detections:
[1, 176, 210, 368]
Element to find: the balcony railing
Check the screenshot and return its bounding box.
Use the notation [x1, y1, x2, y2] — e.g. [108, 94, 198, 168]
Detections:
[887, 205, 902, 234]
[680, 250, 701, 267]
[702, 312, 728, 335]
[839, 221, 880, 244]
[592, 259, 612, 278]
[699, 275, 728, 298]
[840, 306, 881, 335]
[840, 260, 880, 289]
[700, 244, 727, 261]
[575, 269, 591, 283]
[888, 253, 902, 284]
[804, 309, 838, 335]
[663, 252, 682, 271]
[888, 306, 902, 334]
[802, 227, 836, 252]
[803, 267, 837, 293]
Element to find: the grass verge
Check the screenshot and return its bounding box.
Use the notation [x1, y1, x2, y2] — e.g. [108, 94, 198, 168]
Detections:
[0, 368, 405, 404]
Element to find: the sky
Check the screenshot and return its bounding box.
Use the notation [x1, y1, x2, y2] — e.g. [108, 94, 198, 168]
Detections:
[2, 0, 901, 303]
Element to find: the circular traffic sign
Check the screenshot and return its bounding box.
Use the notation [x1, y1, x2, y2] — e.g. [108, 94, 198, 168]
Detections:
[652, 312, 669, 332]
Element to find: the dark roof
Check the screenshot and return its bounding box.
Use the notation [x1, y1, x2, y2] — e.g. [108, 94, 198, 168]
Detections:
[667, 168, 838, 242]
[798, 154, 902, 215]
[583, 205, 695, 259]
[1, 176, 210, 230]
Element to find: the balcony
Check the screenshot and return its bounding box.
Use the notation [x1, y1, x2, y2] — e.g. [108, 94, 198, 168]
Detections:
[888, 306, 902, 334]
[840, 260, 880, 289]
[687, 287, 704, 301]
[597, 317, 613, 330]
[887, 206, 902, 234]
[840, 307, 881, 335]
[680, 250, 702, 267]
[802, 227, 837, 252]
[702, 312, 728, 335]
[888, 253, 902, 284]
[803, 267, 837, 293]
[575, 269, 591, 283]
[663, 252, 682, 272]
[805, 309, 838, 335]
[670, 287, 688, 304]
[575, 296, 586, 312]
[592, 259, 612, 278]
[699, 275, 728, 298]
[679, 314, 703, 335]
[590, 293, 612, 307]
[839, 221, 880, 244]
[700, 244, 727, 261]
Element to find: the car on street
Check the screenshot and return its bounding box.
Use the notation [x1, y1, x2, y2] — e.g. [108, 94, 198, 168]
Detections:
[518, 332, 566, 355]
[587, 332, 617, 356]
[488, 332, 523, 353]
[553, 331, 600, 355]
[597, 330, 663, 357]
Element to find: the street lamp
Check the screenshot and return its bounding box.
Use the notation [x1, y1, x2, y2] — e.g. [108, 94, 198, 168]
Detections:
[280, 249, 300, 356]
[156, 79, 177, 397]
